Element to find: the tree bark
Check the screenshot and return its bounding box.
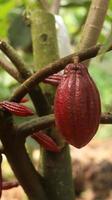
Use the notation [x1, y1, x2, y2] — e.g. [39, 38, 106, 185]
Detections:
[30, 6, 75, 200]
[0, 111, 47, 200]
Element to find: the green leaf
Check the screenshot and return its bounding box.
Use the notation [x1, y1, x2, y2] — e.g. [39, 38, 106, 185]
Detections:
[0, 0, 16, 37]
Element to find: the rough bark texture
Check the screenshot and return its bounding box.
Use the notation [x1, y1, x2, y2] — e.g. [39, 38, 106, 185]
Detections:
[30, 7, 75, 200]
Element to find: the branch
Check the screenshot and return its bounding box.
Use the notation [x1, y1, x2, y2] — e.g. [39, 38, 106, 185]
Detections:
[10, 43, 112, 102]
[0, 111, 47, 200]
[0, 40, 50, 115]
[100, 113, 112, 124]
[0, 40, 30, 79]
[16, 114, 55, 138]
[0, 57, 22, 82]
[79, 0, 109, 50]
[78, 0, 109, 65]
[15, 112, 112, 140]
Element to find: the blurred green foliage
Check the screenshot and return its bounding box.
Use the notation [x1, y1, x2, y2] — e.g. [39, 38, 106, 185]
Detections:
[0, 68, 17, 100]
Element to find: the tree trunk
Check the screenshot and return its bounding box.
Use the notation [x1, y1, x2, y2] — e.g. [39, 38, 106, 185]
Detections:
[30, 6, 75, 200]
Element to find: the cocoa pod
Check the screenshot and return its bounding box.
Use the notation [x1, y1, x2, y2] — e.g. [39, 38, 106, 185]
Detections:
[32, 131, 60, 152]
[43, 73, 62, 86]
[0, 101, 34, 117]
[2, 180, 19, 190]
[54, 63, 101, 148]
[19, 97, 29, 103]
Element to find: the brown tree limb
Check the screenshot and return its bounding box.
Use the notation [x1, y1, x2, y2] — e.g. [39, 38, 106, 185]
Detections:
[16, 114, 55, 138]
[78, 0, 109, 66]
[10, 43, 112, 102]
[0, 40, 50, 115]
[0, 111, 47, 200]
[100, 113, 112, 124]
[0, 57, 22, 82]
[0, 40, 30, 79]
[15, 113, 112, 140]
[0, 41, 49, 199]
[78, 0, 109, 50]
[0, 54, 47, 114]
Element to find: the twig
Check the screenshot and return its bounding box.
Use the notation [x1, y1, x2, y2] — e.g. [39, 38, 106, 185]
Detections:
[10, 43, 112, 102]
[16, 114, 54, 138]
[100, 113, 112, 124]
[0, 40, 50, 115]
[0, 57, 22, 82]
[0, 40, 30, 79]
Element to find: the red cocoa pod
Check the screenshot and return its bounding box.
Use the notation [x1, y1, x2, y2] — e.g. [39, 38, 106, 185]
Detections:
[43, 73, 62, 86]
[0, 101, 34, 116]
[54, 63, 101, 148]
[19, 97, 29, 103]
[2, 180, 19, 190]
[32, 131, 60, 152]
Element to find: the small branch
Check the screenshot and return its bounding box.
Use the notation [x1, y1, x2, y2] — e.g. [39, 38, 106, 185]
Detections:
[0, 40, 31, 79]
[50, 0, 61, 14]
[79, 0, 109, 50]
[15, 112, 112, 140]
[16, 114, 55, 138]
[10, 43, 112, 102]
[0, 111, 47, 200]
[78, 0, 109, 66]
[0, 40, 50, 115]
[0, 58, 22, 82]
[100, 113, 112, 124]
